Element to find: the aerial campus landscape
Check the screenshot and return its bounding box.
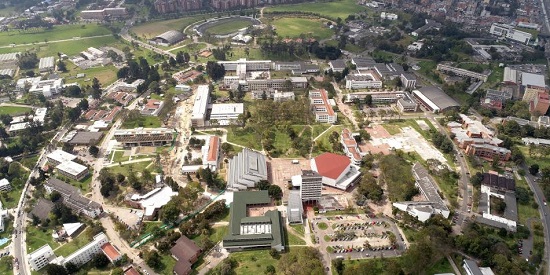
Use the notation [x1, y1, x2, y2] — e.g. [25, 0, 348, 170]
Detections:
[2, 0, 550, 275]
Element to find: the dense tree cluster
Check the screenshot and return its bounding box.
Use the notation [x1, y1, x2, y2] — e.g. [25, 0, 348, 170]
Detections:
[430, 130, 454, 154]
[379, 154, 418, 201]
[178, 200, 228, 248]
[98, 169, 123, 197]
[277, 247, 324, 275]
[354, 172, 383, 205]
[161, 182, 202, 224]
[17, 52, 39, 70]
[116, 57, 160, 95]
[206, 61, 226, 81]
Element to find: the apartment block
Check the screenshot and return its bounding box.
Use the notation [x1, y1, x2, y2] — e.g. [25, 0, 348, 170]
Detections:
[530, 92, 550, 115]
[298, 170, 322, 202]
[63, 233, 109, 267]
[114, 127, 174, 147]
[28, 244, 56, 271]
[309, 89, 337, 124]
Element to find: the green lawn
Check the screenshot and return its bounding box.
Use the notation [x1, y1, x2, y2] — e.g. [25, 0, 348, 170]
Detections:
[54, 228, 91, 257]
[518, 146, 550, 168]
[289, 224, 305, 237]
[516, 177, 540, 224]
[19, 155, 39, 169]
[121, 115, 162, 129]
[312, 125, 330, 139]
[382, 124, 402, 135]
[424, 257, 454, 274]
[0, 106, 32, 116]
[312, 125, 345, 156]
[26, 226, 60, 253]
[0, 35, 119, 57]
[60, 64, 120, 87]
[131, 14, 217, 38]
[155, 253, 177, 275]
[226, 127, 262, 151]
[266, 0, 368, 20]
[205, 19, 254, 35]
[317, 222, 328, 230]
[192, 225, 229, 245]
[228, 250, 279, 275]
[0, 256, 13, 275]
[0, 24, 111, 47]
[271, 17, 333, 40]
[0, 179, 25, 209]
[106, 161, 154, 177]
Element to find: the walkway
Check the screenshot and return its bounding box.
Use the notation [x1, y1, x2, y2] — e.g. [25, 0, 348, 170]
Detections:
[104, 157, 152, 167]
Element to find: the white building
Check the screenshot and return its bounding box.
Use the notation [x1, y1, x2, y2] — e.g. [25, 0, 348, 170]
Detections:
[129, 186, 178, 220]
[39, 56, 55, 72]
[309, 89, 337, 124]
[400, 73, 417, 89]
[28, 244, 56, 271]
[345, 73, 383, 89]
[62, 233, 109, 267]
[210, 103, 244, 125]
[34, 107, 48, 124]
[56, 161, 89, 181]
[47, 149, 77, 166]
[0, 178, 11, 191]
[407, 41, 424, 51]
[490, 23, 532, 44]
[0, 201, 7, 232]
[291, 170, 322, 202]
[191, 85, 210, 128]
[380, 12, 398, 20]
[175, 84, 191, 92]
[310, 153, 361, 190]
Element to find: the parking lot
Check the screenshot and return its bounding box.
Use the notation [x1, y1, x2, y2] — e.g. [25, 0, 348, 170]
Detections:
[312, 214, 405, 260]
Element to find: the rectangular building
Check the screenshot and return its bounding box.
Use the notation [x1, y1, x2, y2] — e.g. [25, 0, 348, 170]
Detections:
[309, 89, 337, 124]
[531, 92, 550, 115]
[298, 170, 322, 202]
[39, 56, 55, 72]
[191, 85, 210, 127]
[202, 135, 221, 171]
[345, 73, 383, 89]
[436, 64, 489, 82]
[465, 143, 511, 161]
[114, 127, 173, 147]
[45, 178, 103, 218]
[210, 103, 244, 125]
[227, 148, 267, 190]
[28, 244, 56, 271]
[490, 23, 532, 44]
[0, 178, 11, 191]
[287, 190, 304, 224]
[56, 161, 89, 181]
[47, 149, 77, 166]
[400, 72, 417, 89]
[63, 233, 109, 267]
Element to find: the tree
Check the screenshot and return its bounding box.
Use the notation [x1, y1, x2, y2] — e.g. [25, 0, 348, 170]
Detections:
[89, 145, 100, 157]
[206, 61, 226, 81]
[64, 262, 78, 274]
[144, 250, 163, 269]
[50, 191, 62, 202]
[256, 180, 271, 190]
[78, 98, 89, 110]
[278, 247, 324, 275]
[268, 185, 283, 200]
[91, 253, 109, 268]
[0, 114, 12, 125]
[44, 264, 68, 275]
[529, 164, 540, 175]
[62, 142, 74, 153]
[333, 258, 344, 275]
[470, 172, 484, 186]
[269, 248, 279, 258]
[8, 162, 21, 176]
[266, 265, 276, 275]
[57, 60, 67, 72]
[364, 94, 373, 106]
[161, 198, 181, 224]
[65, 85, 82, 97]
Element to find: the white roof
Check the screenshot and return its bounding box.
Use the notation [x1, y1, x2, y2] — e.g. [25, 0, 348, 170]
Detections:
[191, 85, 210, 120]
[139, 186, 178, 216]
[63, 222, 84, 236]
[210, 103, 244, 115]
[8, 122, 30, 132]
[0, 178, 9, 187]
[522, 72, 546, 88]
[56, 161, 87, 176]
[48, 149, 77, 164]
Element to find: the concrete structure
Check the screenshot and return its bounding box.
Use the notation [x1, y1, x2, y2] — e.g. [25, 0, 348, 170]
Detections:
[222, 191, 285, 252]
[56, 160, 89, 181]
[392, 163, 450, 222]
[252, 90, 295, 101]
[345, 72, 383, 89]
[150, 30, 185, 46]
[309, 89, 337, 124]
[522, 137, 550, 146]
[153, 0, 202, 14]
[170, 236, 201, 275]
[38, 56, 55, 72]
[400, 72, 417, 89]
[465, 143, 511, 161]
[47, 149, 77, 166]
[521, 72, 546, 89]
[340, 128, 365, 165]
[479, 183, 517, 232]
[140, 99, 164, 116]
[351, 57, 376, 70]
[81, 8, 127, 20]
[374, 63, 404, 80]
[412, 86, 459, 113]
[114, 127, 173, 147]
[287, 190, 304, 224]
[62, 233, 109, 266]
[397, 97, 419, 112]
[310, 153, 361, 190]
[44, 178, 103, 218]
[490, 23, 532, 44]
[380, 12, 398, 20]
[503, 67, 519, 84]
[191, 85, 210, 127]
[27, 78, 64, 97]
[210, 103, 244, 125]
[202, 135, 221, 171]
[227, 149, 267, 190]
[329, 59, 346, 72]
[482, 89, 513, 110]
[0, 178, 11, 191]
[290, 170, 323, 203]
[436, 64, 489, 82]
[101, 242, 122, 263]
[28, 244, 56, 271]
[128, 186, 178, 220]
[218, 58, 271, 76]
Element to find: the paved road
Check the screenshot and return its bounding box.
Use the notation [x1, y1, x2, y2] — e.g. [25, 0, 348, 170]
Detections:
[12, 125, 71, 275]
[522, 167, 550, 275]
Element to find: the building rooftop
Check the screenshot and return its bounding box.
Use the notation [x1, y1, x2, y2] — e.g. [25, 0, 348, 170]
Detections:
[101, 242, 121, 261]
[30, 198, 54, 221]
[206, 136, 219, 162]
[134, 186, 178, 216]
[63, 222, 84, 236]
[482, 171, 515, 191]
[68, 132, 104, 145]
[312, 152, 351, 180]
[412, 163, 449, 212]
[56, 161, 88, 176]
[48, 149, 77, 164]
[414, 86, 460, 111]
[39, 56, 55, 70]
[329, 59, 346, 70]
[522, 72, 546, 88]
[154, 30, 185, 44]
[192, 85, 210, 120]
[287, 190, 303, 223]
[210, 103, 244, 115]
[170, 236, 201, 263]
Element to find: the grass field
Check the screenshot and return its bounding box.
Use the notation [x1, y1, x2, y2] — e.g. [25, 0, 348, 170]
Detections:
[55, 228, 91, 257]
[27, 226, 60, 253]
[271, 17, 333, 40]
[106, 161, 154, 177]
[226, 127, 262, 151]
[266, 0, 367, 20]
[287, 230, 306, 245]
[1, 180, 25, 209]
[205, 19, 253, 35]
[131, 14, 217, 38]
[0, 256, 13, 275]
[121, 115, 162, 129]
[425, 258, 454, 274]
[516, 177, 540, 224]
[60, 64, 120, 87]
[0, 106, 32, 116]
[0, 24, 111, 47]
[0, 35, 119, 57]
[228, 250, 279, 275]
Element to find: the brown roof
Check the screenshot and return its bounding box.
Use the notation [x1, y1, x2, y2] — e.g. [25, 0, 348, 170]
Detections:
[314, 153, 350, 179]
[319, 89, 335, 116]
[173, 260, 192, 275]
[30, 198, 54, 221]
[101, 243, 121, 261]
[84, 110, 97, 120]
[123, 266, 140, 275]
[104, 106, 122, 122]
[207, 136, 219, 161]
[170, 236, 201, 263]
[92, 110, 107, 120]
[145, 99, 162, 109]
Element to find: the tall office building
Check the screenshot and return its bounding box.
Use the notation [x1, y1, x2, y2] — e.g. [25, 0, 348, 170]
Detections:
[297, 170, 322, 202]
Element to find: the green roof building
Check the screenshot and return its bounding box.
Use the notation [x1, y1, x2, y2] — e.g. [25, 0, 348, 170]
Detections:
[222, 191, 285, 252]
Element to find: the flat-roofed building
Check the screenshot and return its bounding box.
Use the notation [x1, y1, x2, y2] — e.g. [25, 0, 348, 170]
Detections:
[287, 190, 304, 224]
[114, 127, 173, 147]
[341, 128, 364, 165]
[222, 191, 285, 252]
[490, 23, 532, 44]
[28, 244, 56, 271]
[397, 97, 419, 112]
[44, 178, 103, 218]
[309, 89, 337, 124]
[227, 148, 267, 190]
[210, 103, 244, 125]
[345, 72, 383, 89]
[127, 185, 178, 220]
[329, 59, 346, 72]
[47, 149, 77, 166]
[140, 99, 164, 116]
[191, 85, 210, 127]
[436, 64, 489, 82]
[400, 72, 417, 89]
[412, 86, 460, 113]
[39, 56, 55, 72]
[63, 233, 109, 267]
[530, 92, 550, 115]
[295, 170, 322, 202]
[56, 161, 89, 181]
[0, 178, 11, 192]
[465, 143, 511, 161]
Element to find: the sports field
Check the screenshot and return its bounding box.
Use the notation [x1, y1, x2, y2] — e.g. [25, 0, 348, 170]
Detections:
[131, 14, 217, 38]
[0, 106, 32, 116]
[265, 0, 368, 20]
[205, 19, 253, 35]
[0, 24, 111, 47]
[272, 17, 333, 40]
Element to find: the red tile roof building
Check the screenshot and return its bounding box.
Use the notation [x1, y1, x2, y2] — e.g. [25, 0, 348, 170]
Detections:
[202, 135, 221, 171]
[140, 99, 165, 116]
[310, 152, 361, 190]
[101, 243, 122, 262]
[309, 89, 337, 124]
